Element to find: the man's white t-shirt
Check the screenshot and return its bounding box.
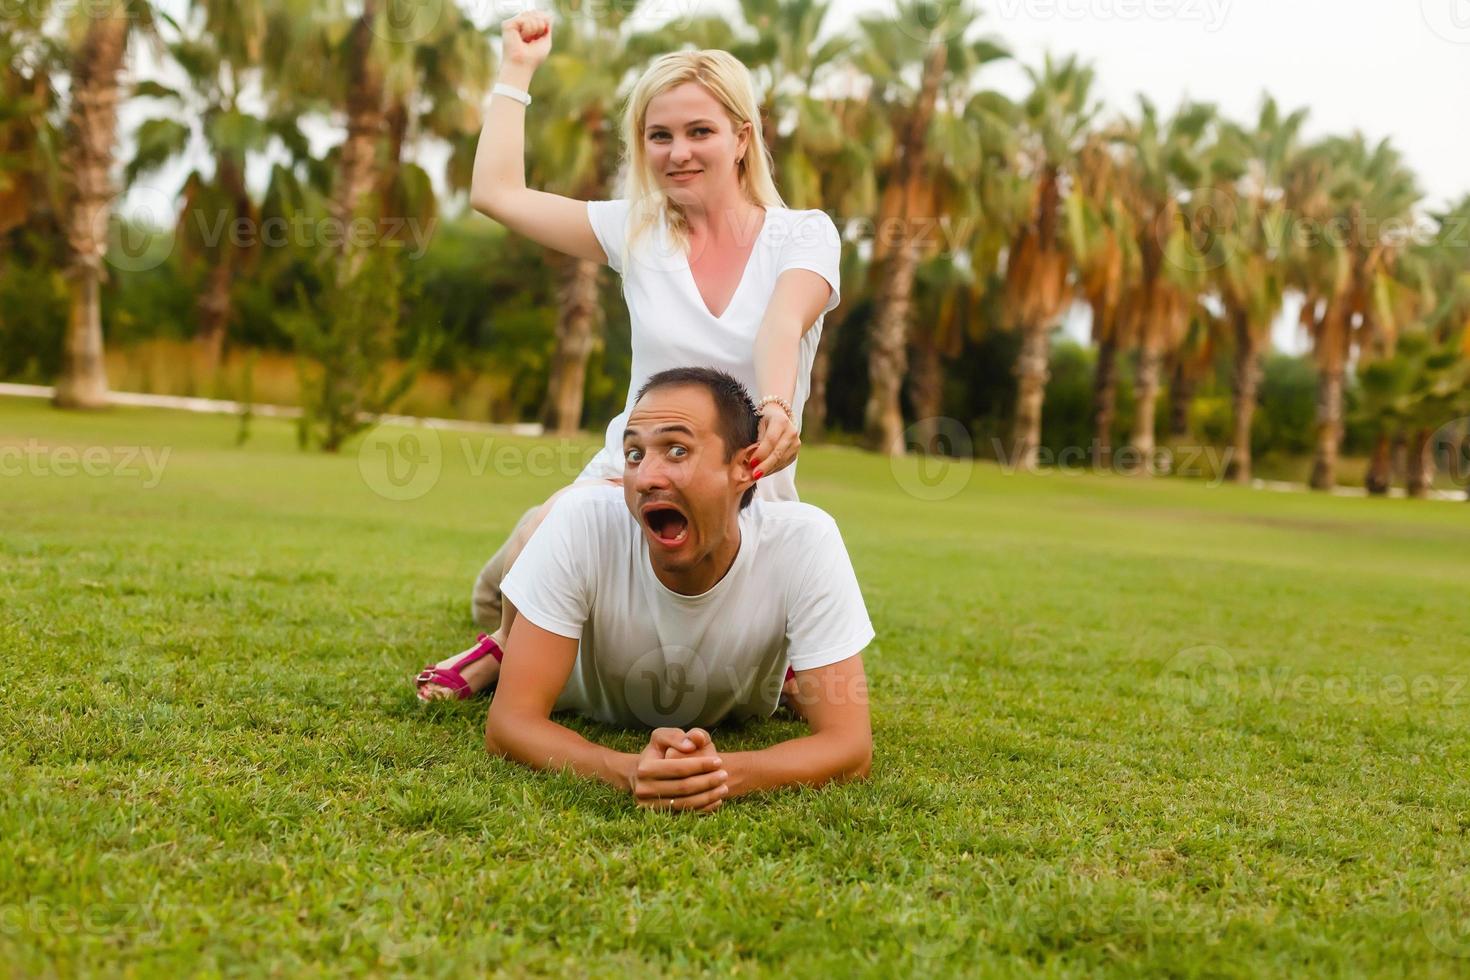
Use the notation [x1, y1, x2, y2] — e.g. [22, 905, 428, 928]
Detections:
[577, 199, 843, 503]
[500, 486, 874, 729]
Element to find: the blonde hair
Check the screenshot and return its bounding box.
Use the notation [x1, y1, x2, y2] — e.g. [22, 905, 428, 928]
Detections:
[618, 50, 785, 256]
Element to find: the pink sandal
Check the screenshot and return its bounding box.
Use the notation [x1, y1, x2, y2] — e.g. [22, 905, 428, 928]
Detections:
[415, 633, 503, 701]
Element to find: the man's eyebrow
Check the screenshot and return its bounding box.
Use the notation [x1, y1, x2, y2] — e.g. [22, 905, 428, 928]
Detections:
[622, 424, 695, 441]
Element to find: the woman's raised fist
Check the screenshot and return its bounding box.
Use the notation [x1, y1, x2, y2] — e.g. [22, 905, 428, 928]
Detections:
[501, 11, 552, 71]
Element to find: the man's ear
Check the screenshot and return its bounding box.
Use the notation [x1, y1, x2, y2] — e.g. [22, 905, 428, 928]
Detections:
[732, 443, 759, 488]
[737, 443, 759, 474]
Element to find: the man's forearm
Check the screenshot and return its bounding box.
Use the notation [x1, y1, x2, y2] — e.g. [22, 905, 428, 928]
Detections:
[486, 711, 635, 791]
[720, 730, 871, 799]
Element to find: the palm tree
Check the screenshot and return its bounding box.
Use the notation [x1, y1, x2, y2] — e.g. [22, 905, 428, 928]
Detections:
[1001, 54, 1099, 471]
[524, 1, 641, 434]
[1066, 131, 1138, 466]
[0, 23, 65, 265]
[1192, 99, 1309, 482]
[907, 80, 1015, 450]
[121, 0, 283, 375]
[1286, 134, 1421, 490]
[1379, 196, 1470, 497]
[53, 1, 171, 408]
[1115, 97, 1216, 465]
[378, 5, 490, 249]
[854, 0, 1007, 454]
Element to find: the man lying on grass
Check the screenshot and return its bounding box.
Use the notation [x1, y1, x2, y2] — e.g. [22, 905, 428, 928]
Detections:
[479, 367, 873, 813]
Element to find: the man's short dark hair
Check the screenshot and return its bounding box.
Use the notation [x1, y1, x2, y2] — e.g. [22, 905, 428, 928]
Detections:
[634, 367, 760, 508]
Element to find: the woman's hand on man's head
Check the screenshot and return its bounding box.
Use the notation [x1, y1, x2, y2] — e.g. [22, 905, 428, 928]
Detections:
[752, 404, 800, 480]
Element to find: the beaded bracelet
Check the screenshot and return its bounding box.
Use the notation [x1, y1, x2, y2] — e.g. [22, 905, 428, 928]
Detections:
[757, 395, 794, 421]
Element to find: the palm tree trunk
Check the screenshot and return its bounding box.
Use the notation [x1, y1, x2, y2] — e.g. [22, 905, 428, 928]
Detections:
[1130, 344, 1163, 465]
[333, 0, 385, 269]
[542, 256, 603, 434]
[1309, 363, 1345, 491]
[865, 254, 918, 454]
[1091, 327, 1118, 469]
[1406, 426, 1433, 499]
[1226, 315, 1261, 484]
[863, 43, 946, 457]
[1168, 355, 1193, 437]
[1011, 323, 1051, 470]
[54, 12, 130, 409]
[196, 259, 232, 370]
[1364, 432, 1391, 495]
[908, 337, 943, 452]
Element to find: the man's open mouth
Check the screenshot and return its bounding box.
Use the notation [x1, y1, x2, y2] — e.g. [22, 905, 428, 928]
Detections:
[640, 502, 690, 546]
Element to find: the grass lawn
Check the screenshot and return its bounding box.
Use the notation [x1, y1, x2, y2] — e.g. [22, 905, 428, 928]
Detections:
[3, 395, 1469, 976]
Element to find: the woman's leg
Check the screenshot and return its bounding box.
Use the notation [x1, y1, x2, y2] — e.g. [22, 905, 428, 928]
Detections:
[420, 479, 619, 700]
[472, 505, 540, 629]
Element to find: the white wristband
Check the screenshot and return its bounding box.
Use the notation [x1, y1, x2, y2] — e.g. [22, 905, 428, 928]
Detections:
[492, 82, 532, 106]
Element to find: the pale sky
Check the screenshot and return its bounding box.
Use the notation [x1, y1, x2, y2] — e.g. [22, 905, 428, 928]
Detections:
[120, 0, 1470, 354]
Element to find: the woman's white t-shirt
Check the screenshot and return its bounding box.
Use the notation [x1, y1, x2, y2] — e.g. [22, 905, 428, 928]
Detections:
[579, 199, 842, 503]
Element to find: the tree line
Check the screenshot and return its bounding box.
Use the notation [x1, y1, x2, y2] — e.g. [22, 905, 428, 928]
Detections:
[2, 0, 1467, 494]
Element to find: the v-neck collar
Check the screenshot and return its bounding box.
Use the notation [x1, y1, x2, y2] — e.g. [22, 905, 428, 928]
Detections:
[683, 206, 770, 320]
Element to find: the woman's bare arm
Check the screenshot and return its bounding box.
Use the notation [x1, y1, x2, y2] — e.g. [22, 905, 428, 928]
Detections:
[751, 268, 835, 474]
[469, 12, 607, 265]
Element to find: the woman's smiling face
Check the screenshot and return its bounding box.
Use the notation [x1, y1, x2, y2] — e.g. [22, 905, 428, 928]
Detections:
[643, 82, 749, 201]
